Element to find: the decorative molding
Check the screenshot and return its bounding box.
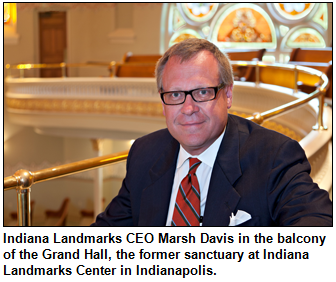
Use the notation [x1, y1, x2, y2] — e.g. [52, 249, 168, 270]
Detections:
[5, 77, 332, 162]
[230, 111, 302, 142]
[6, 98, 163, 117]
[5, 96, 301, 141]
[5, 78, 158, 98]
[309, 143, 329, 183]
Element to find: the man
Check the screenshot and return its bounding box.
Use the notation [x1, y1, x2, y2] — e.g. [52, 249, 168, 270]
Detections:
[92, 38, 332, 226]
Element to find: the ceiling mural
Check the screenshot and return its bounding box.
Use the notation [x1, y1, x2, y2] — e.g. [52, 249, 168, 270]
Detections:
[215, 6, 274, 45]
[161, 3, 329, 58]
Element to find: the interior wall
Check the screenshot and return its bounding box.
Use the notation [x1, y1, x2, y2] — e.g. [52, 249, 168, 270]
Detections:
[4, 10, 36, 66]
[68, 4, 162, 77]
[3, 3, 163, 225]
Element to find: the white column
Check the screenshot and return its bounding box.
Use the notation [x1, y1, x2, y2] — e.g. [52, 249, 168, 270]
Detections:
[91, 139, 103, 219]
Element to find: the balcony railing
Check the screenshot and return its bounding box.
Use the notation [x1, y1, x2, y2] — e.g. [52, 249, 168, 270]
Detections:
[4, 60, 329, 226]
[4, 151, 128, 226]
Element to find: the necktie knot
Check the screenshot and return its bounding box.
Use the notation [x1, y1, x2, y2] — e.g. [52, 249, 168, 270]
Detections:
[188, 158, 201, 175]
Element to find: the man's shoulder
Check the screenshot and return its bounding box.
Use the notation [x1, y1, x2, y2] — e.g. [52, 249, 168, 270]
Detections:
[129, 128, 177, 158]
[135, 128, 174, 147]
[229, 114, 292, 142]
[126, 128, 178, 170]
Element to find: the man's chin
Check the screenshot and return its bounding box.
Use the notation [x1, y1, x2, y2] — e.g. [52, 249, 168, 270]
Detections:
[180, 137, 210, 154]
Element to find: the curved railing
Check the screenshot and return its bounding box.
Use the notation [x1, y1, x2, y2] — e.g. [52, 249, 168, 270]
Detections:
[5, 60, 329, 130]
[4, 151, 128, 226]
[234, 61, 328, 131]
[5, 61, 157, 78]
[4, 60, 329, 226]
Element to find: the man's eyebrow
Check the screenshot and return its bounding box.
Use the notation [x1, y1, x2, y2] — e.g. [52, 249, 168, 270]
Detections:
[162, 88, 183, 92]
[163, 85, 212, 92]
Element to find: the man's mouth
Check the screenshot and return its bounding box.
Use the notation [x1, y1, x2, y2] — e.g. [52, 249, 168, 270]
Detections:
[180, 121, 205, 126]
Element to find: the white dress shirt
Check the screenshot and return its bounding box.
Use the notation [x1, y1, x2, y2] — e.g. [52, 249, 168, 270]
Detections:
[166, 129, 226, 226]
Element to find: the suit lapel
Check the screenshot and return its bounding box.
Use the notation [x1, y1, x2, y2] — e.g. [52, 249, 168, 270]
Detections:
[138, 137, 179, 226]
[138, 115, 243, 226]
[203, 115, 242, 226]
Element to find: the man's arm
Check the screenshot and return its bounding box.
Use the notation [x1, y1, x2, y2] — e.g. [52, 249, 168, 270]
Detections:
[91, 145, 136, 227]
[267, 139, 332, 226]
[91, 178, 134, 226]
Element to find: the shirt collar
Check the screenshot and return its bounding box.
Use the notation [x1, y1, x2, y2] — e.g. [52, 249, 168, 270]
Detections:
[176, 127, 226, 169]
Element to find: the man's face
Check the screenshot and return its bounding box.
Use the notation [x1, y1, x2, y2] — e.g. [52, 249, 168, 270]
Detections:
[161, 50, 232, 155]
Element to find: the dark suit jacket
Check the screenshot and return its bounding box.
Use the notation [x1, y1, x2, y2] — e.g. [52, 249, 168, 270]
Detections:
[92, 114, 332, 226]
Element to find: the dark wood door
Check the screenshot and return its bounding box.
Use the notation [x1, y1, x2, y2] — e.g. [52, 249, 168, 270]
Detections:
[39, 11, 67, 77]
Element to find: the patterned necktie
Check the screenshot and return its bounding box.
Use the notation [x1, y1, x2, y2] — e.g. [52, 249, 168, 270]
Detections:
[171, 158, 202, 226]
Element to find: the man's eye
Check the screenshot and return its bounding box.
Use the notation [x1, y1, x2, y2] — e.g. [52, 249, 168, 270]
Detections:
[198, 89, 211, 95]
[171, 92, 181, 98]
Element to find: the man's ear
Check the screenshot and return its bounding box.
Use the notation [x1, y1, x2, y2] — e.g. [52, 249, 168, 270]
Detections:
[226, 84, 233, 109]
[161, 101, 166, 116]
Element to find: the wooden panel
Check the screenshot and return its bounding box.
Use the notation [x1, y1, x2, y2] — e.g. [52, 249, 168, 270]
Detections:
[260, 68, 296, 88]
[288, 62, 328, 73]
[297, 63, 332, 98]
[123, 53, 162, 63]
[226, 49, 265, 61]
[227, 49, 266, 82]
[115, 65, 156, 77]
[289, 48, 332, 63]
[325, 64, 332, 99]
[288, 51, 332, 99]
[297, 72, 321, 87]
[39, 11, 67, 77]
[260, 68, 320, 89]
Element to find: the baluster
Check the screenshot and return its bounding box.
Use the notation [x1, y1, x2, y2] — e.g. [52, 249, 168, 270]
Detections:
[255, 61, 260, 86]
[294, 66, 298, 93]
[13, 169, 34, 226]
[61, 62, 66, 78]
[313, 88, 328, 131]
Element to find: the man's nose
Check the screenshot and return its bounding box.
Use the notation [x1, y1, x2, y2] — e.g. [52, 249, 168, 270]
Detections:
[181, 94, 199, 115]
